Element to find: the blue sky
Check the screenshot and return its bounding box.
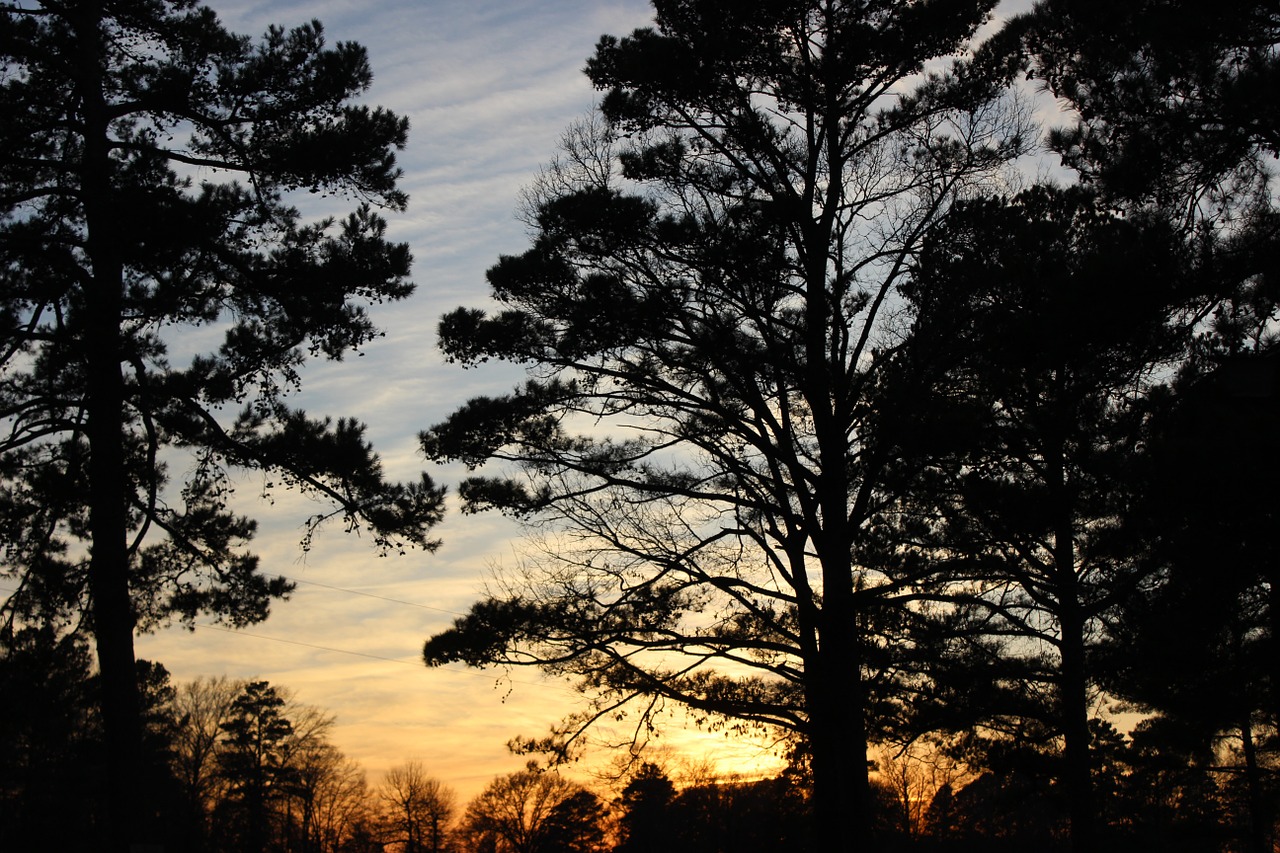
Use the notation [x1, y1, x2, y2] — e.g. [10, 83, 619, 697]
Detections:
[134, 0, 1051, 802]
[135, 0, 793, 801]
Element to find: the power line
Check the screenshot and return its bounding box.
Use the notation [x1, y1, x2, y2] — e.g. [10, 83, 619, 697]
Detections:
[3, 584, 578, 696]
[192, 620, 423, 667]
[5, 575, 471, 619]
[188, 621, 580, 697]
[277, 574, 468, 618]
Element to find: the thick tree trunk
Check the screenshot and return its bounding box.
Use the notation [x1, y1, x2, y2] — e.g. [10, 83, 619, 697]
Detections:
[808, 614, 872, 853]
[804, 438, 875, 852]
[85, 171, 148, 853]
[799, 410, 876, 853]
[1058, 606, 1096, 853]
[86, 428, 145, 852]
[85, 209, 146, 849]
[1047, 397, 1096, 853]
[74, 4, 147, 849]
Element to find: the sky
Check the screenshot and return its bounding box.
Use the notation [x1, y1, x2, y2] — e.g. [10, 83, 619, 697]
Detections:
[134, 0, 790, 803]
[128, 0, 1054, 806]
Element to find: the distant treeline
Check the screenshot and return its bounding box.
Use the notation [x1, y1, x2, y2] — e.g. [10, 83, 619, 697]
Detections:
[0, 634, 1273, 852]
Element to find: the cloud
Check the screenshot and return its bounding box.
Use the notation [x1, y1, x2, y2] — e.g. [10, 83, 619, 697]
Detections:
[138, 0, 793, 805]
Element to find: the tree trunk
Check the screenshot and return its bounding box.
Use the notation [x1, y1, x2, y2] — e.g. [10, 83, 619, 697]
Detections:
[804, 442, 875, 852]
[796, 78, 877, 841]
[1268, 577, 1280, 727]
[74, 4, 146, 849]
[1047, 396, 1096, 853]
[84, 236, 144, 852]
[1059, 606, 1095, 853]
[808, 622, 872, 853]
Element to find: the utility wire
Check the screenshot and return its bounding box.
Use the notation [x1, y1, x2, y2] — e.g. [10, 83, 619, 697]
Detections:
[189, 620, 580, 696]
[276, 574, 468, 618]
[3, 584, 575, 695]
[6, 575, 470, 618]
[192, 620, 423, 666]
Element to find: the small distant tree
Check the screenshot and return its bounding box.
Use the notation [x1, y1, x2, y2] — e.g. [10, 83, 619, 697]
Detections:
[458, 765, 604, 853]
[539, 788, 609, 853]
[875, 742, 966, 840]
[380, 760, 456, 853]
[170, 676, 244, 848]
[623, 770, 811, 853]
[167, 676, 376, 853]
[214, 681, 303, 853]
[291, 744, 373, 853]
[614, 763, 676, 853]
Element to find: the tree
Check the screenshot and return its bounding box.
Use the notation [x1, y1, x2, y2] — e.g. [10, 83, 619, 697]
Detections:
[215, 680, 300, 853]
[614, 763, 676, 853]
[167, 676, 378, 853]
[905, 5, 1278, 848]
[211, 679, 363, 853]
[0, 3, 444, 848]
[0, 624, 105, 850]
[290, 742, 374, 853]
[419, 2, 1029, 849]
[380, 760, 456, 853]
[1113, 716, 1231, 852]
[0, 628, 182, 851]
[170, 675, 243, 850]
[662, 774, 812, 853]
[1005, 0, 1279, 213]
[538, 788, 609, 853]
[874, 741, 965, 841]
[1102, 554, 1276, 853]
[896, 185, 1197, 850]
[1096, 350, 1280, 853]
[457, 765, 604, 853]
[982, 7, 1278, 846]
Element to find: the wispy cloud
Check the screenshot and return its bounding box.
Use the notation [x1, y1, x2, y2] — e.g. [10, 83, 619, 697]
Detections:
[139, 0, 684, 800]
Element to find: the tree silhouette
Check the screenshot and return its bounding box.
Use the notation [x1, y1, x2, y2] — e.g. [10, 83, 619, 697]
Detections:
[0, 625, 104, 850]
[1116, 716, 1231, 852]
[665, 773, 812, 853]
[420, 2, 1029, 848]
[289, 741, 373, 853]
[0, 4, 445, 848]
[614, 763, 676, 853]
[1002, 6, 1280, 839]
[1099, 348, 1280, 852]
[0, 630, 181, 851]
[216, 681, 298, 853]
[380, 760, 456, 853]
[539, 788, 609, 853]
[897, 185, 1195, 850]
[457, 765, 603, 853]
[170, 676, 243, 851]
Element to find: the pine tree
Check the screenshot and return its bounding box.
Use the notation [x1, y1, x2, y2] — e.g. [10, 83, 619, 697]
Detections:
[420, 1, 1029, 848]
[0, 3, 444, 847]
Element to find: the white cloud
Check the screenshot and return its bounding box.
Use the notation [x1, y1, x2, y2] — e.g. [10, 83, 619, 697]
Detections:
[137, 0, 794, 805]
